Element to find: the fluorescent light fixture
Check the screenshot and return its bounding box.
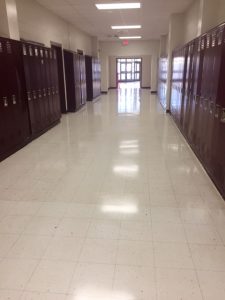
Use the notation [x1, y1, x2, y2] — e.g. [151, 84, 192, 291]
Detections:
[119, 36, 142, 39]
[95, 3, 141, 10]
[112, 25, 142, 29]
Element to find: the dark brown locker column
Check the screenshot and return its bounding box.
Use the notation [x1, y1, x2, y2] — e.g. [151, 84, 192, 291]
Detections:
[80, 55, 87, 105]
[74, 53, 82, 110]
[170, 21, 225, 200]
[85, 56, 101, 101]
[211, 24, 225, 197]
[85, 55, 94, 101]
[0, 38, 30, 161]
[63, 50, 76, 112]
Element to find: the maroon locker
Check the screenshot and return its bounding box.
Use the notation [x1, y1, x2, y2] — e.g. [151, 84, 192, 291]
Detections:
[0, 38, 30, 159]
[0, 39, 11, 155]
[46, 49, 54, 123]
[22, 43, 36, 134]
[39, 47, 49, 128]
[74, 53, 82, 110]
[211, 24, 225, 196]
[51, 48, 61, 122]
[80, 55, 87, 105]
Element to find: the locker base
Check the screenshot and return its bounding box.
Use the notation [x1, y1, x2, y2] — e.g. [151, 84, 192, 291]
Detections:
[30, 119, 61, 141]
[0, 119, 61, 163]
[0, 138, 30, 163]
[171, 115, 225, 201]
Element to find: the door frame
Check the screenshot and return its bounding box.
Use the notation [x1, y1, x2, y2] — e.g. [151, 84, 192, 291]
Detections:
[116, 57, 142, 88]
[50, 41, 67, 113]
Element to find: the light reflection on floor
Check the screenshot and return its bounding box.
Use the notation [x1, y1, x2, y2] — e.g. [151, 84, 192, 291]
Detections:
[117, 82, 141, 115]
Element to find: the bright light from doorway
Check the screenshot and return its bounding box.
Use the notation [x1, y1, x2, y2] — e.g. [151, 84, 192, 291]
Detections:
[95, 3, 141, 10]
[112, 25, 142, 29]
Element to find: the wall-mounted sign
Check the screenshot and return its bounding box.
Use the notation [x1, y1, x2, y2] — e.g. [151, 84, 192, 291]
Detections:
[122, 40, 129, 46]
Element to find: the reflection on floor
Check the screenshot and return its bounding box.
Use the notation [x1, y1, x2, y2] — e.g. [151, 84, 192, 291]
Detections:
[117, 82, 141, 115]
[118, 81, 140, 89]
[0, 89, 225, 300]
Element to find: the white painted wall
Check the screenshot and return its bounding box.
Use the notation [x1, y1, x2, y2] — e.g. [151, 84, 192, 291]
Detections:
[218, 0, 225, 24]
[0, 0, 10, 37]
[108, 55, 151, 88]
[16, 0, 92, 54]
[100, 40, 159, 92]
[183, 0, 200, 43]
[183, 0, 225, 44]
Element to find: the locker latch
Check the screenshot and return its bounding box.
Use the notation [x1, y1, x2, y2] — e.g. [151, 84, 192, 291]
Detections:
[215, 105, 220, 119]
[12, 95, 16, 105]
[221, 109, 225, 123]
[3, 97, 8, 107]
[27, 92, 31, 101]
[38, 90, 42, 98]
[43, 89, 46, 97]
[209, 101, 214, 114]
[33, 91, 37, 99]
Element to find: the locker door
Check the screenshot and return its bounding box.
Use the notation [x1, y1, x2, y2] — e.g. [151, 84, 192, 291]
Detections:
[0, 39, 10, 155]
[195, 35, 206, 155]
[50, 49, 56, 123]
[10, 40, 30, 147]
[211, 25, 225, 197]
[39, 47, 48, 128]
[188, 39, 200, 146]
[23, 43, 36, 135]
[44, 49, 51, 125]
[85, 55, 93, 101]
[80, 55, 87, 105]
[205, 28, 223, 171]
[46, 49, 54, 123]
[64, 50, 76, 112]
[52, 48, 61, 121]
[74, 53, 82, 110]
[34, 46, 44, 132]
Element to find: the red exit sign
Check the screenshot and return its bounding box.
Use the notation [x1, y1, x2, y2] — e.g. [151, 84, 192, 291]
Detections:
[122, 40, 129, 46]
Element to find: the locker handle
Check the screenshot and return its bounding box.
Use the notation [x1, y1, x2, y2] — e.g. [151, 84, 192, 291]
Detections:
[3, 97, 8, 107]
[38, 90, 42, 99]
[43, 89, 46, 97]
[209, 101, 214, 114]
[12, 95, 16, 105]
[27, 92, 31, 101]
[221, 109, 225, 123]
[215, 105, 221, 119]
[33, 91, 37, 99]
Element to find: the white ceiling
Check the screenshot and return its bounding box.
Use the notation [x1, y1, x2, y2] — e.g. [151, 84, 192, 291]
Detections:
[36, 0, 193, 40]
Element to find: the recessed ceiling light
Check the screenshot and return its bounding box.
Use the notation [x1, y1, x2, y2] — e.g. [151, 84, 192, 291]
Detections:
[95, 3, 141, 10]
[112, 25, 142, 29]
[119, 36, 142, 39]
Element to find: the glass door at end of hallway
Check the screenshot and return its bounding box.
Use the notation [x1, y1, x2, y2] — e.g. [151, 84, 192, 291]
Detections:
[117, 58, 142, 87]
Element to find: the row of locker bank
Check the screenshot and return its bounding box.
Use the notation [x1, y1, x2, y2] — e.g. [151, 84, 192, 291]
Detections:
[170, 22, 225, 199]
[0, 36, 101, 161]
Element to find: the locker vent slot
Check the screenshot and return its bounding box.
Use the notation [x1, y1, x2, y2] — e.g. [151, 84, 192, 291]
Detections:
[6, 41, 12, 54]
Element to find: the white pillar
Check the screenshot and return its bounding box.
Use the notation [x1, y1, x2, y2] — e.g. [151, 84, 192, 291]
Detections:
[0, 0, 20, 40]
[166, 14, 184, 110]
[100, 53, 109, 92]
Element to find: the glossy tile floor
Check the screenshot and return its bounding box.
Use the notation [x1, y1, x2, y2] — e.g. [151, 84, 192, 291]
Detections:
[0, 85, 225, 300]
